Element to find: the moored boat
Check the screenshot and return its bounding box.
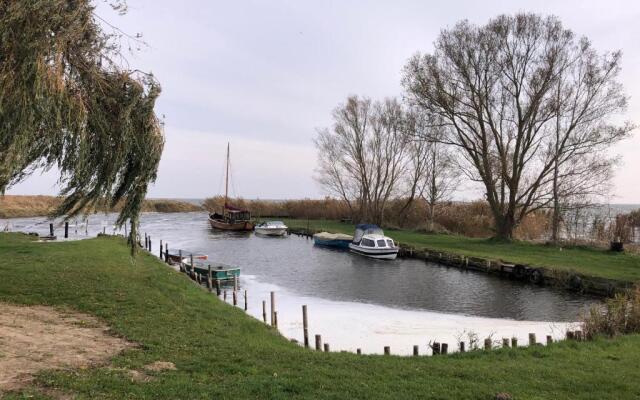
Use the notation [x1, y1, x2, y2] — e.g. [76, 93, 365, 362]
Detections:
[348, 224, 399, 260]
[254, 221, 288, 236]
[208, 143, 255, 232]
[182, 258, 241, 281]
[313, 231, 353, 249]
[166, 251, 208, 265]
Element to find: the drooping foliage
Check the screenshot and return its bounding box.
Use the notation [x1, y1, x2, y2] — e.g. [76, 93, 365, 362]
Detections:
[0, 0, 164, 250]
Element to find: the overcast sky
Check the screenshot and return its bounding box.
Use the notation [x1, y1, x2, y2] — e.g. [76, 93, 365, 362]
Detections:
[8, 0, 640, 202]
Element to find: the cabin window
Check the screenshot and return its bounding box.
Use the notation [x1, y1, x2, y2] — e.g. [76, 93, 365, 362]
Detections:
[376, 239, 387, 247]
[362, 238, 375, 247]
[387, 239, 394, 247]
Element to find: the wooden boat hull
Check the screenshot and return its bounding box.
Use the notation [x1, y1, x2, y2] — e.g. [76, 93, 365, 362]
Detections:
[208, 217, 254, 231]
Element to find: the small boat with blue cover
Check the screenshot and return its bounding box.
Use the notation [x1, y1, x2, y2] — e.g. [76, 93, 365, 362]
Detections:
[313, 231, 353, 249]
[182, 258, 240, 281]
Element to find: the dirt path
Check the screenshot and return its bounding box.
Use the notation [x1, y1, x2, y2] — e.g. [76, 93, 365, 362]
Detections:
[0, 303, 134, 392]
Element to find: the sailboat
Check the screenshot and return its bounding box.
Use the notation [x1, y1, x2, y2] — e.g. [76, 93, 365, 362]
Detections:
[208, 143, 255, 231]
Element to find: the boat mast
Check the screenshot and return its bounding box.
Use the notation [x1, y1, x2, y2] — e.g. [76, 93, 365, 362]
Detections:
[224, 142, 229, 209]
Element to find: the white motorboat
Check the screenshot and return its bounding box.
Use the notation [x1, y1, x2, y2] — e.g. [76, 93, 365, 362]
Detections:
[348, 224, 399, 260]
[254, 221, 288, 236]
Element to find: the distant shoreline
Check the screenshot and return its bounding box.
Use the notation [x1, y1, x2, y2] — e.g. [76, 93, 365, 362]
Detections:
[0, 195, 203, 219]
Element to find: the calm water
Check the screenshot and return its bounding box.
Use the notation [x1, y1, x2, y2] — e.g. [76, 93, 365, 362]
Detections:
[4, 211, 597, 322]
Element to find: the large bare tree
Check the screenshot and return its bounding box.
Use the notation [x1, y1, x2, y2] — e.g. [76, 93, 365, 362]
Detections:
[402, 13, 633, 240]
[315, 96, 409, 225]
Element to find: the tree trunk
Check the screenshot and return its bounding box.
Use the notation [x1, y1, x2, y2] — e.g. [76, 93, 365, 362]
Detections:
[493, 212, 516, 241]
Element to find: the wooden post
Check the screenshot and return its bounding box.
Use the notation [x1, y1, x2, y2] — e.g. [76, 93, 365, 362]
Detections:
[49, 223, 54, 237]
[274, 311, 278, 328]
[484, 338, 491, 350]
[441, 343, 448, 354]
[528, 333, 536, 346]
[546, 335, 553, 345]
[148, 236, 151, 251]
[262, 301, 267, 323]
[383, 346, 390, 355]
[160, 240, 163, 258]
[179, 250, 183, 271]
[64, 222, 69, 238]
[356, 348, 361, 355]
[164, 243, 169, 262]
[234, 275, 238, 292]
[413, 345, 419, 356]
[207, 266, 213, 292]
[244, 290, 248, 311]
[270, 291, 276, 327]
[432, 342, 440, 355]
[324, 343, 330, 352]
[190, 254, 194, 278]
[302, 305, 309, 348]
[459, 342, 465, 353]
[224, 290, 227, 302]
[315, 335, 322, 351]
[511, 337, 518, 347]
[502, 338, 510, 348]
[215, 280, 221, 296]
[233, 290, 237, 306]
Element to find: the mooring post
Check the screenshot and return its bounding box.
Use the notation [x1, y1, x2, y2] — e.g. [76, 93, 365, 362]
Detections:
[164, 243, 169, 262]
[64, 222, 69, 238]
[49, 223, 54, 237]
[274, 311, 278, 328]
[384, 346, 390, 355]
[413, 345, 419, 356]
[262, 301, 267, 323]
[190, 254, 194, 278]
[441, 343, 448, 355]
[484, 338, 491, 350]
[148, 237, 151, 252]
[144, 234, 147, 249]
[234, 274, 238, 292]
[356, 348, 361, 355]
[302, 305, 309, 348]
[528, 333, 536, 346]
[224, 290, 227, 302]
[502, 338, 510, 348]
[160, 240, 163, 258]
[207, 266, 213, 291]
[546, 335, 553, 345]
[511, 337, 518, 347]
[324, 343, 330, 352]
[178, 250, 183, 272]
[233, 290, 237, 306]
[270, 291, 276, 327]
[432, 342, 440, 355]
[215, 280, 221, 296]
[459, 342, 465, 353]
[315, 335, 322, 351]
[244, 289, 248, 311]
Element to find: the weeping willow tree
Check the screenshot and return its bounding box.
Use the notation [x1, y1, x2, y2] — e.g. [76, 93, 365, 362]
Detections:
[0, 0, 164, 251]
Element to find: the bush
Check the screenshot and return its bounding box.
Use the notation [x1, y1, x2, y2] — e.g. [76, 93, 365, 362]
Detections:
[582, 285, 640, 339]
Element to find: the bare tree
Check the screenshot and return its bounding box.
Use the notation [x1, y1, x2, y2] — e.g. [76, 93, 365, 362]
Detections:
[403, 13, 633, 240]
[315, 96, 409, 225]
[420, 141, 459, 231]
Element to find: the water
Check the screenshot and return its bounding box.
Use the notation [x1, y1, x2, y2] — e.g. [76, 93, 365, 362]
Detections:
[3, 211, 599, 354]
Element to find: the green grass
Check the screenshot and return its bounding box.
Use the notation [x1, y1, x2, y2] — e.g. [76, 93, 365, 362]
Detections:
[1, 233, 640, 399]
[283, 219, 640, 282]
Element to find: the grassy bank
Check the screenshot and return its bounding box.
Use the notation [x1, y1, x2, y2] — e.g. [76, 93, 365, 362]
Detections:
[1, 233, 640, 399]
[283, 219, 640, 282]
[0, 195, 202, 218]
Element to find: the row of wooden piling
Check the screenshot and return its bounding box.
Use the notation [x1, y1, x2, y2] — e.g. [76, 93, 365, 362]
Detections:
[148, 235, 586, 357]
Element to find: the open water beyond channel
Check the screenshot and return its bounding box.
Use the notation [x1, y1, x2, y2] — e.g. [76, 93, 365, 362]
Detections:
[5, 212, 600, 355]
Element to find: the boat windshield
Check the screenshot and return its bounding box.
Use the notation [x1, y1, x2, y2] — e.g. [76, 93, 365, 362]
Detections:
[361, 238, 376, 247]
[353, 224, 383, 243]
[376, 239, 387, 247]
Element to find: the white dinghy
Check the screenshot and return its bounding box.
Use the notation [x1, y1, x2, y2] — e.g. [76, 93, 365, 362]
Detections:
[254, 221, 288, 236]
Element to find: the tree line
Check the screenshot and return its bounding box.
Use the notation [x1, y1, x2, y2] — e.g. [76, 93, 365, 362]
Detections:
[315, 13, 634, 241]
